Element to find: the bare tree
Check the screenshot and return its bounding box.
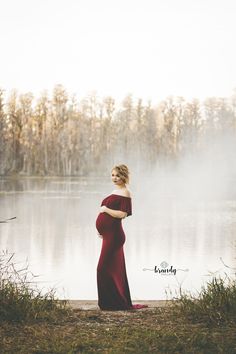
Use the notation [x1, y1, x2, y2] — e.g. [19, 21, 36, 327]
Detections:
[0, 86, 235, 176]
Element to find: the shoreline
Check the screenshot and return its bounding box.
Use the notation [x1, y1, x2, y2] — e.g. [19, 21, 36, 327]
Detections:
[68, 299, 174, 310]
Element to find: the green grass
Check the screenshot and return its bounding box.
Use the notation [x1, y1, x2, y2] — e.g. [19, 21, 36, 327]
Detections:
[1, 306, 235, 353]
[0, 250, 70, 322]
[1, 251, 236, 353]
[169, 275, 236, 326]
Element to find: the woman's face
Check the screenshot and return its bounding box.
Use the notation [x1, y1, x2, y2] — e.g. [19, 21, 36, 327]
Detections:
[111, 169, 125, 187]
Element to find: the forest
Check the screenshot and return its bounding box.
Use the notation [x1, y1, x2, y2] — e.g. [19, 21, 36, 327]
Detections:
[0, 85, 236, 176]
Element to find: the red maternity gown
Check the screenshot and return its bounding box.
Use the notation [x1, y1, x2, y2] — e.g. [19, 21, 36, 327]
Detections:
[96, 193, 148, 311]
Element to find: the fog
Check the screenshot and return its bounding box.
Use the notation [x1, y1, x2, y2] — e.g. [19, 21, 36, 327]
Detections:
[129, 128, 236, 201]
[1, 115, 236, 300]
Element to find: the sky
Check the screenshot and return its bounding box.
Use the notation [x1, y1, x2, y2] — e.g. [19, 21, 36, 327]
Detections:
[0, 0, 236, 103]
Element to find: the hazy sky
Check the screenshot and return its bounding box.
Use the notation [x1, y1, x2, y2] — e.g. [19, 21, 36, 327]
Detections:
[0, 0, 236, 102]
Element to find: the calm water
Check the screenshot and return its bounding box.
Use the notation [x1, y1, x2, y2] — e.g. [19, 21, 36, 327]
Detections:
[0, 177, 236, 300]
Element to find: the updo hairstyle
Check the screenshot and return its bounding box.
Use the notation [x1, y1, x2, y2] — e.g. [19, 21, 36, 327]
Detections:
[111, 164, 130, 184]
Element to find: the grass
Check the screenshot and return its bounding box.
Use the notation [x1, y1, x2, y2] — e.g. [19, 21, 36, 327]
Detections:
[170, 274, 236, 326]
[0, 250, 70, 322]
[0, 251, 236, 353]
[1, 306, 235, 353]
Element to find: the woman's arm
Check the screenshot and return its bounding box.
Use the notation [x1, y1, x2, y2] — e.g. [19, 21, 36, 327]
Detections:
[100, 206, 127, 219]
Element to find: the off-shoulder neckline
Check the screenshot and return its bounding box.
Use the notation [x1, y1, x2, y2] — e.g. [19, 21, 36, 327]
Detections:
[110, 193, 131, 199]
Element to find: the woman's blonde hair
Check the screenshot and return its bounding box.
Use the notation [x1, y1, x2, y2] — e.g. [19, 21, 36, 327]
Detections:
[111, 164, 130, 184]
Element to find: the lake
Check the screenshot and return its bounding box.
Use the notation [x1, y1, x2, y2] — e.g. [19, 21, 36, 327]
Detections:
[0, 176, 236, 301]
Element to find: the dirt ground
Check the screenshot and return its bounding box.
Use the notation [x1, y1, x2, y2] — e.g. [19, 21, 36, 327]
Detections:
[68, 299, 173, 310]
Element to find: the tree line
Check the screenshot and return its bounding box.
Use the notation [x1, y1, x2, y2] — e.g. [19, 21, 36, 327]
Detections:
[0, 85, 236, 176]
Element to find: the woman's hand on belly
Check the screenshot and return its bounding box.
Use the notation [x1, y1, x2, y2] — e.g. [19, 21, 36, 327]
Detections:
[97, 231, 103, 239]
[100, 206, 107, 213]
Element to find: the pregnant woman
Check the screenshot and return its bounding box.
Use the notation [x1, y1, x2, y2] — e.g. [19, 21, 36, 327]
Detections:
[96, 164, 148, 311]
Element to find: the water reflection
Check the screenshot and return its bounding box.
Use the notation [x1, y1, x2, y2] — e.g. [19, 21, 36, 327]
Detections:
[0, 177, 235, 300]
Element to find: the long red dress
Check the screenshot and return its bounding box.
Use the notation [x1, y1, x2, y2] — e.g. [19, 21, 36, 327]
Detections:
[96, 193, 148, 311]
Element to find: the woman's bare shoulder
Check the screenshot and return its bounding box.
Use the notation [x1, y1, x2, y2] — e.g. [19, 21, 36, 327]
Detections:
[122, 189, 132, 198]
[112, 188, 132, 198]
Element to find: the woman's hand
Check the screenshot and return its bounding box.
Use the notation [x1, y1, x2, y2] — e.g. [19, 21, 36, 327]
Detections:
[97, 232, 103, 239]
[100, 206, 107, 213]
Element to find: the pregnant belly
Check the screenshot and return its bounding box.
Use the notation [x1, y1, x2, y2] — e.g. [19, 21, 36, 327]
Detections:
[96, 213, 118, 234]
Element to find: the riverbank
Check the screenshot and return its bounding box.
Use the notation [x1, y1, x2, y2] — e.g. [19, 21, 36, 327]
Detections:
[1, 251, 236, 354]
[1, 300, 235, 353]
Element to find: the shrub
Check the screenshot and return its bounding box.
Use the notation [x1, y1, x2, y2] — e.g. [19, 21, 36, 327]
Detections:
[0, 250, 70, 322]
[170, 275, 236, 325]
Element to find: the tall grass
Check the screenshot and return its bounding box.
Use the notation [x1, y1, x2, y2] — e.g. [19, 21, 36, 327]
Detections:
[0, 250, 70, 322]
[170, 274, 236, 325]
